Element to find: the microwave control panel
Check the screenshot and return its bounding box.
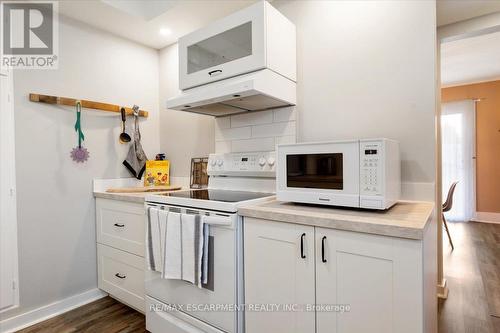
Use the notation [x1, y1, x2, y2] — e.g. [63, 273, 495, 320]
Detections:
[360, 141, 382, 195]
[207, 151, 275, 177]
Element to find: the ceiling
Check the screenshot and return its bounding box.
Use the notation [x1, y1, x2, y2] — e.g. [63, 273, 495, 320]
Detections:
[441, 31, 500, 87]
[437, 0, 500, 27]
[58, 1, 500, 49]
[58, 0, 256, 49]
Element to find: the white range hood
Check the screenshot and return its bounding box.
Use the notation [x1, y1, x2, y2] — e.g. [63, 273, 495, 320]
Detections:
[166, 69, 296, 117]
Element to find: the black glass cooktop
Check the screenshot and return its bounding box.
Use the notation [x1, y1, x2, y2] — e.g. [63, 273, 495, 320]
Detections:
[162, 189, 273, 203]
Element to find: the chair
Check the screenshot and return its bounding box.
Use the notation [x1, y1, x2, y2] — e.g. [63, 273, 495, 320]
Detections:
[442, 181, 458, 251]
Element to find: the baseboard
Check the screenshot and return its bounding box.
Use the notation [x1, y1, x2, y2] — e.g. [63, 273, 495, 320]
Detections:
[472, 212, 500, 224]
[0, 288, 107, 333]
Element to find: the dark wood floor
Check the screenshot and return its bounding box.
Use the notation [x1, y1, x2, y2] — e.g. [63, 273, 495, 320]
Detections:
[15, 222, 500, 333]
[439, 221, 500, 333]
[17, 297, 146, 333]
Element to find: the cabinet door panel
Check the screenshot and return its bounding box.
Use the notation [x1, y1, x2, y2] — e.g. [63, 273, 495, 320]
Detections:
[316, 228, 423, 333]
[244, 218, 315, 333]
[179, 2, 265, 89]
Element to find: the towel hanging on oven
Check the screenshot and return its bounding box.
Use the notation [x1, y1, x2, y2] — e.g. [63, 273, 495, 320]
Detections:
[147, 208, 209, 287]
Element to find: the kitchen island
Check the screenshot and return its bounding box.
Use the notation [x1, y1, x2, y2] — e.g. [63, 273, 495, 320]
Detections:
[239, 200, 437, 333]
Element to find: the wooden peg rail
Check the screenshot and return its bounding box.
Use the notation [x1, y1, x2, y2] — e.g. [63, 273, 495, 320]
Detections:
[29, 93, 149, 118]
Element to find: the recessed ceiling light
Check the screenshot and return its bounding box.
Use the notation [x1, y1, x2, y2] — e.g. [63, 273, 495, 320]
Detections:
[159, 28, 172, 36]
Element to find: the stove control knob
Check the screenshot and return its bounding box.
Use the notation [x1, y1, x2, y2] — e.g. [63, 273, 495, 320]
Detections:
[267, 157, 275, 166]
[217, 159, 224, 166]
[210, 159, 217, 166]
[258, 158, 267, 167]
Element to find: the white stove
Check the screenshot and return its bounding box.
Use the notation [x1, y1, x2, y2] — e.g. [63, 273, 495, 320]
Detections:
[146, 189, 274, 213]
[145, 151, 276, 333]
[146, 151, 276, 211]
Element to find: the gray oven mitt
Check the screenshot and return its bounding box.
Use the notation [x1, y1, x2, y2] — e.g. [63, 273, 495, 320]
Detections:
[123, 106, 147, 179]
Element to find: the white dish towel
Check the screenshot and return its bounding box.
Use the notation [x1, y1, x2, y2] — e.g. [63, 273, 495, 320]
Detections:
[179, 213, 204, 285]
[146, 207, 160, 272]
[162, 211, 182, 280]
[148, 210, 209, 287]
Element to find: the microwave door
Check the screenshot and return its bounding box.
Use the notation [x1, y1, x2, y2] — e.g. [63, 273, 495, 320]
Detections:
[277, 140, 360, 207]
[286, 153, 344, 190]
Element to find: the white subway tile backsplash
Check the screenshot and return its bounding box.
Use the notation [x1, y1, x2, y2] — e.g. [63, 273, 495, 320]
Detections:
[275, 135, 296, 146]
[273, 107, 296, 122]
[215, 126, 251, 141]
[215, 141, 231, 153]
[232, 138, 275, 152]
[231, 110, 273, 128]
[252, 121, 296, 138]
[215, 116, 231, 130]
[214, 107, 297, 153]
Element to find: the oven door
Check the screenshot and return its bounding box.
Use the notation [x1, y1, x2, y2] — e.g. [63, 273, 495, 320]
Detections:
[277, 140, 360, 207]
[145, 205, 239, 333]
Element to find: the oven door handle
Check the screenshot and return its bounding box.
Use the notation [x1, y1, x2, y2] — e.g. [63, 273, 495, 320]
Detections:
[201, 215, 232, 226]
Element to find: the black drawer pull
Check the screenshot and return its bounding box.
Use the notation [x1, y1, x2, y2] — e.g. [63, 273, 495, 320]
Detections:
[208, 69, 222, 76]
[300, 233, 306, 259]
[321, 236, 327, 263]
[115, 273, 126, 279]
[114, 223, 125, 227]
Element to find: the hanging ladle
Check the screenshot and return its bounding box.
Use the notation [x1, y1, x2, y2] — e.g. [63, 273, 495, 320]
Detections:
[119, 107, 131, 143]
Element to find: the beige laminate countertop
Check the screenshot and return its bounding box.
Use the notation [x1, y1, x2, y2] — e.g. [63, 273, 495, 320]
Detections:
[93, 189, 182, 203]
[238, 200, 435, 240]
[94, 191, 156, 203]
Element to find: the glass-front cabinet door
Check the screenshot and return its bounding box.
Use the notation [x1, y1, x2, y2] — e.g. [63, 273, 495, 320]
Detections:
[178, 2, 266, 90]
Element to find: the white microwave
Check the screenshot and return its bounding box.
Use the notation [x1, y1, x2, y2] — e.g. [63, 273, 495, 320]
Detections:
[277, 139, 400, 210]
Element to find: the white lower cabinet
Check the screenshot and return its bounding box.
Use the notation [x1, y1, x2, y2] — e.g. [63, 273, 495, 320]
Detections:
[95, 198, 146, 312]
[244, 218, 436, 333]
[97, 244, 145, 311]
[244, 218, 315, 333]
[316, 228, 423, 333]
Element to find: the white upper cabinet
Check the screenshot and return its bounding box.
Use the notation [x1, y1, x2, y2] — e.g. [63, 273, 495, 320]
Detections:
[179, 1, 296, 90]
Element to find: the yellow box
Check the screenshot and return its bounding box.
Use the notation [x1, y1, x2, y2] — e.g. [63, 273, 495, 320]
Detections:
[144, 160, 170, 186]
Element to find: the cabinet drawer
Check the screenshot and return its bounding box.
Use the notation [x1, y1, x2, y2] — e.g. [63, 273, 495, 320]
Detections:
[146, 297, 225, 333]
[96, 198, 145, 256]
[97, 244, 145, 312]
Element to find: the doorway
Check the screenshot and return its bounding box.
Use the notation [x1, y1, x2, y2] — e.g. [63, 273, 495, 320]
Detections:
[438, 27, 500, 333]
[440, 99, 476, 222]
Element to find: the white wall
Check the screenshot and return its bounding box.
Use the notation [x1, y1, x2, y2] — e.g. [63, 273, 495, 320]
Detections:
[274, 0, 437, 200]
[0, 16, 160, 321]
[159, 44, 215, 177]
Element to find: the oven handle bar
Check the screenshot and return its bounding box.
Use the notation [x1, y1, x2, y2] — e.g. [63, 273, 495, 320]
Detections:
[146, 204, 233, 226]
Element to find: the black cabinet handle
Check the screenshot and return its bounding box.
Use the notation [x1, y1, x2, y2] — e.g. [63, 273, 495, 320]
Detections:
[321, 236, 327, 263]
[115, 273, 126, 279]
[114, 223, 125, 227]
[208, 69, 222, 76]
[300, 233, 306, 259]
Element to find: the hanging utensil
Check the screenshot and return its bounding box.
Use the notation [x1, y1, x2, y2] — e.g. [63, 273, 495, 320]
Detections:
[119, 107, 131, 143]
[70, 101, 90, 163]
[123, 105, 148, 179]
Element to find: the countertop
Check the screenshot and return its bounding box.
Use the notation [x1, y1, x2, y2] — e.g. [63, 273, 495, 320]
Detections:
[238, 200, 435, 240]
[93, 189, 180, 203]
